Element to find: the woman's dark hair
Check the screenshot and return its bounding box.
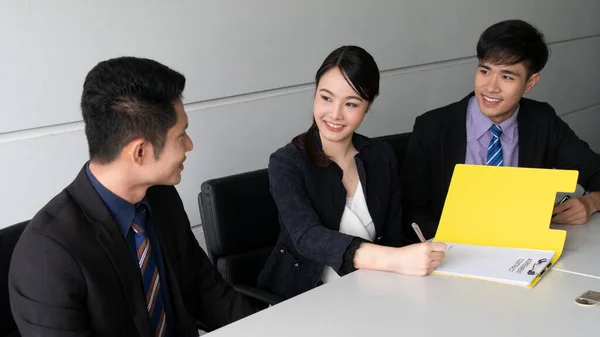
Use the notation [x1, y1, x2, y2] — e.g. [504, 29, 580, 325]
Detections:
[292, 45, 380, 166]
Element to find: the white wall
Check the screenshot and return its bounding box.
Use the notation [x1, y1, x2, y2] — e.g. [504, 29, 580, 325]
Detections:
[2, 1, 599, 237]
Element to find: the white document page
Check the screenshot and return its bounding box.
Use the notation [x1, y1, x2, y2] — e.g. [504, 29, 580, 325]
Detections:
[433, 243, 555, 287]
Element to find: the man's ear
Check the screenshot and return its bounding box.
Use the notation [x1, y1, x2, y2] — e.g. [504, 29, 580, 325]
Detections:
[524, 73, 540, 93]
[124, 138, 149, 165]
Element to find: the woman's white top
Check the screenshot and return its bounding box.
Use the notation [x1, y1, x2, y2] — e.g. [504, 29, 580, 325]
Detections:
[321, 180, 375, 283]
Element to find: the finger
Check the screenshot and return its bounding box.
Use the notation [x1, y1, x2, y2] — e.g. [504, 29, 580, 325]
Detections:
[407, 242, 431, 254]
[429, 260, 442, 269]
[553, 205, 584, 223]
[552, 205, 581, 223]
[553, 199, 577, 214]
[558, 211, 587, 225]
[429, 242, 447, 252]
[430, 251, 446, 261]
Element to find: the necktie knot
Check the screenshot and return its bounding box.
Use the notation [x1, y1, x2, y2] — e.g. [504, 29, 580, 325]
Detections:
[490, 124, 503, 138]
[132, 205, 147, 233]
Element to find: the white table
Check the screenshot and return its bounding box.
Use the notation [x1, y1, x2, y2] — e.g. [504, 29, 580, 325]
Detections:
[206, 214, 600, 336]
[552, 213, 600, 278]
[208, 269, 599, 337]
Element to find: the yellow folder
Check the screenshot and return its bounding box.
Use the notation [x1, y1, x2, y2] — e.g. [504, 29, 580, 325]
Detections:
[433, 164, 578, 287]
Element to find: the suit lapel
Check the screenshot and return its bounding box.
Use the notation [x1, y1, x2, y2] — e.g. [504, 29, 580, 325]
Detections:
[442, 94, 470, 188]
[95, 225, 153, 337]
[517, 100, 537, 168]
[156, 237, 196, 336]
[68, 166, 153, 337]
[147, 188, 196, 336]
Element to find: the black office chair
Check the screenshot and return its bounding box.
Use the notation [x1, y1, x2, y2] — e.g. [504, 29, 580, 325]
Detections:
[197, 132, 412, 308]
[1, 221, 28, 337]
[375, 132, 412, 176]
[199, 169, 284, 306]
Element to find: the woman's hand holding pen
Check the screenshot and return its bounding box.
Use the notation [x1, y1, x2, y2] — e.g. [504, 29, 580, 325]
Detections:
[389, 242, 447, 276]
[387, 222, 447, 276]
[353, 222, 446, 276]
[353, 241, 446, 276]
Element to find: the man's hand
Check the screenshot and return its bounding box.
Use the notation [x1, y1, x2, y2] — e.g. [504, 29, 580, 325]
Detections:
[552, 192, 600, 225]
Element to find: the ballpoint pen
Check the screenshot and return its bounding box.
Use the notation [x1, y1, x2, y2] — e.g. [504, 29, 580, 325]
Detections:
[411, 222, 427, 243]
[558, 195, 571, 205]
[552, 195, 571, 218]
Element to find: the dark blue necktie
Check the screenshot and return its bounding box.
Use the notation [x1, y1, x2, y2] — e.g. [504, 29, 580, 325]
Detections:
[132, 207, 169, 337]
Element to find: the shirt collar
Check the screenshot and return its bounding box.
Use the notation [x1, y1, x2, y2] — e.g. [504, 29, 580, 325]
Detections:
[85, 162, 151, 237]
[467, 96, 519, 142]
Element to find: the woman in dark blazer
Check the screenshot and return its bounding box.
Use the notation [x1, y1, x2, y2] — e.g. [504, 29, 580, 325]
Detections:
[258, 46, 446, 299]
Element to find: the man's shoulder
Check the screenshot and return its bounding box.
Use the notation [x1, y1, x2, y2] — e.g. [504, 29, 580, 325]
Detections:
[16, 186, 90, 253]
[28, 188, 79, 232]
[414, 98, 467, 133]
[519, 97, 555, 117]
[419, 101, 467, 122]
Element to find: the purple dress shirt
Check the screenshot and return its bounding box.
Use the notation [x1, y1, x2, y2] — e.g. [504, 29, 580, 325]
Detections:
[465, 96, 519, 166]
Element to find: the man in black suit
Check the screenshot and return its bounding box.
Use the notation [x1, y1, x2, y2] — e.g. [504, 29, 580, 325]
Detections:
[9, 57, 261, 336]
[401, 20, 600, 243]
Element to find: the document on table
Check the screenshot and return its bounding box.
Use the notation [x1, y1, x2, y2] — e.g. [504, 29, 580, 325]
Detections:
[433, 243, 555, 287]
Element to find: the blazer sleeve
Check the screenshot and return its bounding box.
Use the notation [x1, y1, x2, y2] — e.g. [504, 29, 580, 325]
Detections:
[400, 115, 440, 241]
[546, 103, 600, 192]
[268, 149, 355, 272]
[9, 229, 93, 337]
[549, 105, 600, 192]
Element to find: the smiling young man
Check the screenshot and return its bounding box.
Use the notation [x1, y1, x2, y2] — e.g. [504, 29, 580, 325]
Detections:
[400, 20, 600, 243]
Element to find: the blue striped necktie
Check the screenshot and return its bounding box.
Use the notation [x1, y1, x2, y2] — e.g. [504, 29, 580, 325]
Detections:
[487, 124, 503, 166]
[132, 208, 169, 337]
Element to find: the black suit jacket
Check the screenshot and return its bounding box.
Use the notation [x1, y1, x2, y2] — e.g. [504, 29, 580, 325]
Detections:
[9, 166, 260, 337]
[400, 93, 600, 243]
[258, 133, 404, 299]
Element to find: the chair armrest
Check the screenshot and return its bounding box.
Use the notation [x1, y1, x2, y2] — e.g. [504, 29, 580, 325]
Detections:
[196, 320, 212, 333]
[233, 284, 284, 306]
[196, 284, 282, 333]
